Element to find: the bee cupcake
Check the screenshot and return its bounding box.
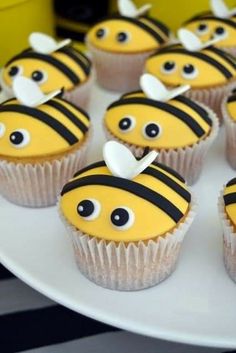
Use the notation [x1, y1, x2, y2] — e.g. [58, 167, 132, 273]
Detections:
[104, 74, 219, 185]
[219, 177, 236, 283]
[1, 32, 93, 109]
[0, 77, 91, 207]
[145, 29, 236, 121]
[86, 0, 171, 92]
[59, 141, 196, 290]
[182, 0, 236, 56]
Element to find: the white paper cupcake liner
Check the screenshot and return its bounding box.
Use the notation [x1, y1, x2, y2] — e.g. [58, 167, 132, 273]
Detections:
[87, 41, 157, 92]
[0, 131, 92, 207]
[184, 81, 236, 123]
[104, 104, 219, 185]
[218, 191, 236, 283]
[59, 196, 197, 291]
[222, 95, 236, 169]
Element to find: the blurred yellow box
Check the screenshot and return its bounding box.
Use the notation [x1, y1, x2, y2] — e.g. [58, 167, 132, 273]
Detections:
[110, 0, 235, 30]
[0, 0, 54, 66]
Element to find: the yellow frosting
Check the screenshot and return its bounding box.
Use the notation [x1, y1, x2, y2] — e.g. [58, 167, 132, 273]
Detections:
[87, 16, 170, 53]
[2, 47, 91, 93]
[104, 92, 212, 148]
[226, 94, 236, 121]
[183, 17, 236, 48]
[223, 178, 236, 228]
[145, 45, 236, 88]
[0, 97, 90, 160]
[60, 162, 191, 242]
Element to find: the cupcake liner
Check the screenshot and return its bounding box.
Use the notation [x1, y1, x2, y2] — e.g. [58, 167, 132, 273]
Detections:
[218, 191, 236, 283]
[59, 196, 197, 291]
[104, 104, 219, 185]
[87, 41, 156, 92]
[222, 95, 236, 169]
[184, 81, 236, 123]
[0, 130, 92, 207]
[221, 46, 236, 58]
[63, 71, 94, 110]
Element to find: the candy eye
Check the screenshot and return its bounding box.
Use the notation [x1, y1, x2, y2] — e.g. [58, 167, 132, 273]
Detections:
[116, 32, 130, 43]
[214, 26, 227, 38]
[77, 199, 101, 221]
[119, 116, 136, 133]
[161, 61, 176, 74]
[31, 70, 47, 84]
[196, 23, 208, 35]
[110, 207, 135, 230]
[181, 64, 199, 79]
[8, 65, 23, 78]
[142, 122, 162, 140]
[0, 123, 5, 138]
[96, 28, 108, 39]
[9, 129, 30, 148]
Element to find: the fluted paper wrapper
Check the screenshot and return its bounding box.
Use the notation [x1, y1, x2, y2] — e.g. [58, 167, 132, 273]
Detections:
[184, 81, 236, 123]
[59, 198, 197, 291]
[222, 96, 236, 169]
[218, 191, 236, 283]
[87, 41, 157, 92]
[63, 72, 94, 110]
[104, 104, 219, 185]
[0, 132, 91, 207]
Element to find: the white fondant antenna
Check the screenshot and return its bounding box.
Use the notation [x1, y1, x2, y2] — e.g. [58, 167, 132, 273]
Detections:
[210, 0, 236, 19]
[178, 28, 224, 51]
[13, 76, 61, 107]
[29, 32, 71, 54]
[103, 141, 158, 180]
[118, 0, 151, 18]
[140, 74, 190, 102]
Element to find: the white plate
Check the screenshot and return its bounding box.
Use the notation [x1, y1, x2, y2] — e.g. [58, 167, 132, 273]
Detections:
[0, 84, 236, 349]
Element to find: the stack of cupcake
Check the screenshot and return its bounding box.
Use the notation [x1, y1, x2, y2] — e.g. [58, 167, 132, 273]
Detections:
[1, 0, 236, 291]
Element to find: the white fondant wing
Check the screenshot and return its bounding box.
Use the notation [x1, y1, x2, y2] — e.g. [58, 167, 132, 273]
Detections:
[210, 0, 236, 18]
[178, 28, 223, 51]
[103, 141, 158, 180]
[140, 74, 190, 102]
[118, 0, 151, 17]
[29, 32, 71, 54]
[13, 76, 61, 107]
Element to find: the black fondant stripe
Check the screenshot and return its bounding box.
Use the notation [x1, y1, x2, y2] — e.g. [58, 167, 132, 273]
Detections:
[59, 97, 90, 121]
[6, 52, 80, 84]
[186, 16, 236, 29]
[224, 192, 236, 206]
[73, 161, 106, 178]
[152, 48, 233, 79]
[226, 178, 236, 187]
[174, 96, 212, 126]
[0, 105, 78, 145]
[45, 100, 88, 134]
[183, 11, 211, 24]
[154, 162, 185, 183]
[143, 166, 191, 202]
[142, 16, 170, 36]
[59, 47, 91, 75]
[107, 15, 165, 44]
[61, 174, 184, 222]
[121, 90, 143, 99]
[206, 47, 236, 70]
[108, 97, 206, 137]
[228, 94, 236, 103]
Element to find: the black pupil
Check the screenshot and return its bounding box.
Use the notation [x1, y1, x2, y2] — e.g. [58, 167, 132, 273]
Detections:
[215, 26, 225, 35]
[163, 61, 175, 71]
[96, 28, 105, 38]
[183, 64, 194, 74]
[10, 131, 24, 145]
[198, 23, 207, 31]
[31, 71, 43, 82]
[145, 124, 160, 138]
[117, 32, 128, 42]
[8, 66, 19, 77]
[119, 117, 132, 131]
[77, 200, 94, 217]
[111, 208, 129, 227]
